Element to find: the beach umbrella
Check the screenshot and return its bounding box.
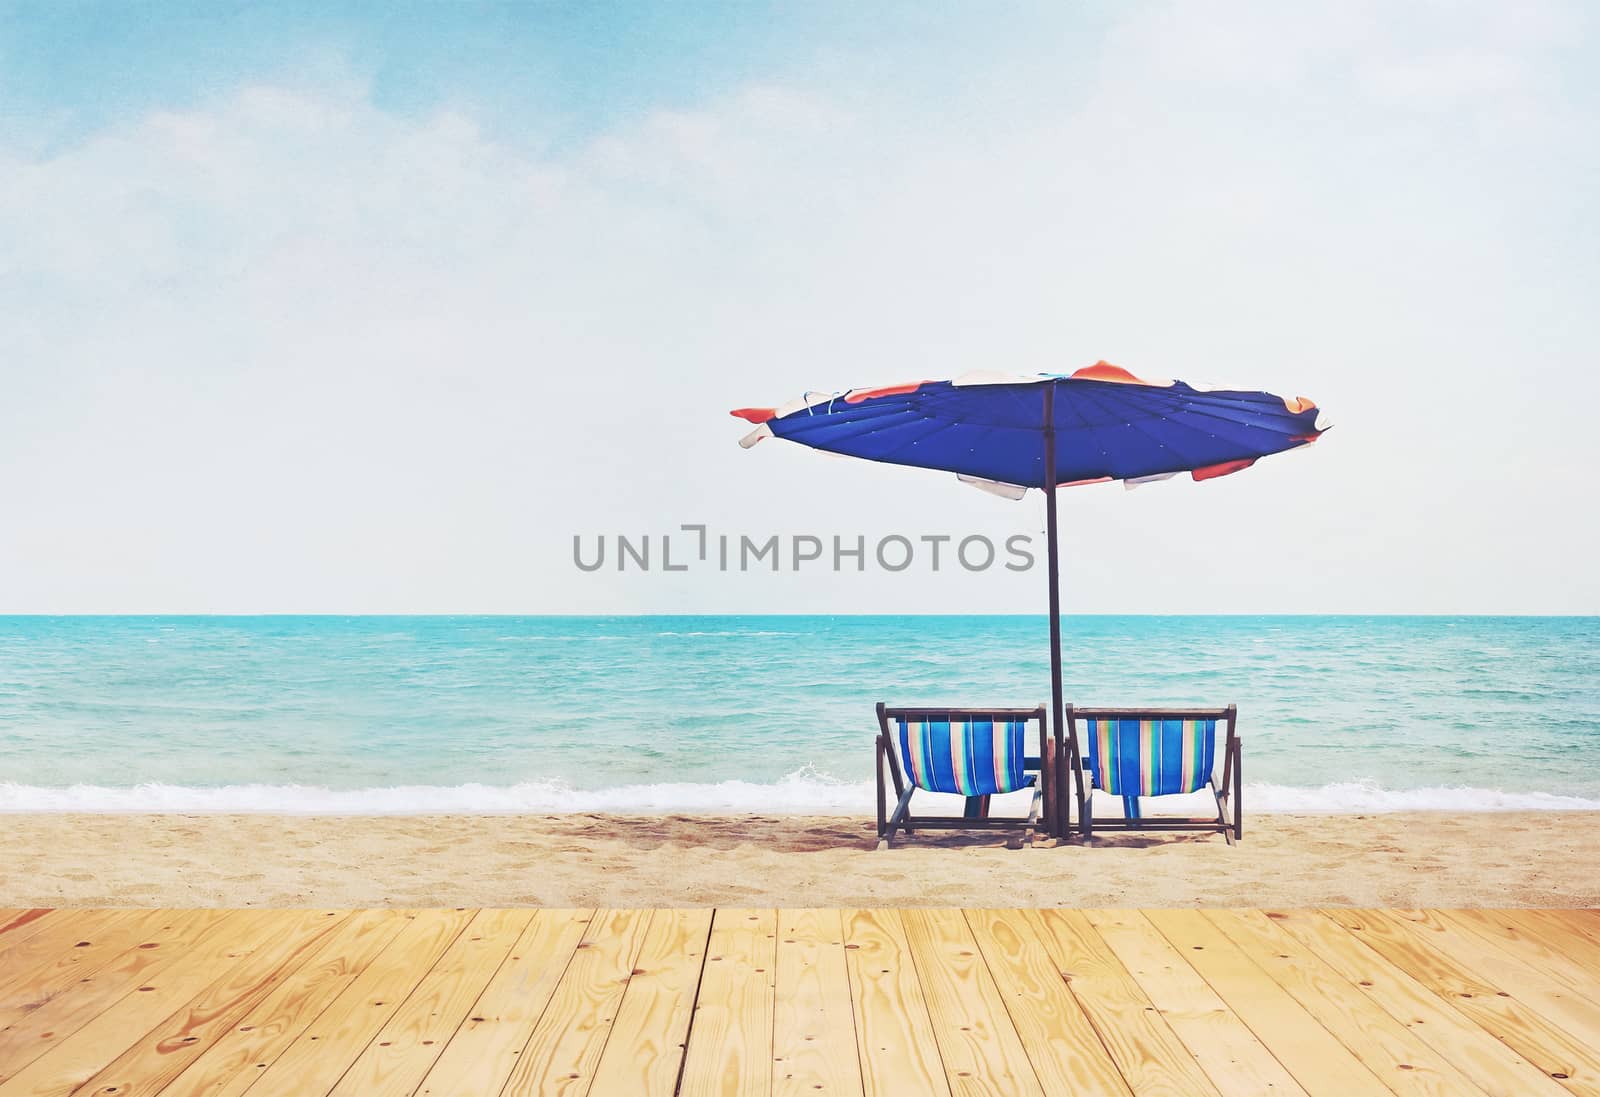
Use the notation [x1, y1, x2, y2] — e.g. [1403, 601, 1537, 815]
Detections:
[731, 361, 1329, 835]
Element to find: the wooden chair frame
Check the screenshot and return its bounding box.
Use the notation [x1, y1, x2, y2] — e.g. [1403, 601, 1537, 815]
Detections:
[875, 703, 1052, 850]
[1063, 704, 1242, 844]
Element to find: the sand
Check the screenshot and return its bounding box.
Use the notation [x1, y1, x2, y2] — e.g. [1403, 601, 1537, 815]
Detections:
[3, 812, 1597, 909]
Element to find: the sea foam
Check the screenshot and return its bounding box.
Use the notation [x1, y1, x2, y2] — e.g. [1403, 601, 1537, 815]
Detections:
[2, 775, 1598, 815]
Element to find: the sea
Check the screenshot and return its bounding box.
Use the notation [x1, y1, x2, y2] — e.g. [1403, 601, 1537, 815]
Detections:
[1, 615, 1596, 814]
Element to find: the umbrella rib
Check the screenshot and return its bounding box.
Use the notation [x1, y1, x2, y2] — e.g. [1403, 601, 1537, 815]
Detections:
[1168, 402, 1312, 435]
[1065, 383, 1300, 475]
[1131, 396, 1305, 452]
[782, 407, 932, 452]
[790, 408, 1032, 480]
[1066, 380, 1297, 431]
[1061, 384, 1210, 474]
[871, 416, 972, 464]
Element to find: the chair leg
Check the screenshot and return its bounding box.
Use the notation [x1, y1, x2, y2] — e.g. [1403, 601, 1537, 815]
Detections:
[1209, 777, 1236, 846]
[878, 786, 915, 850]
[875, 736, 888, 841]
[1233, 738, 1243, 842]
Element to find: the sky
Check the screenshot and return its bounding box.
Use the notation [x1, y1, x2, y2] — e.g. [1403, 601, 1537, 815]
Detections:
[1, 1, 1596, 614]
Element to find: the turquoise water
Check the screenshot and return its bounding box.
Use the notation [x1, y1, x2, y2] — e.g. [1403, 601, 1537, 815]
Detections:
[1, 615, 1596, 812]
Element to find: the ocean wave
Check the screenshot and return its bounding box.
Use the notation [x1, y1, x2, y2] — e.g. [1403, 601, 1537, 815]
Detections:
[2, 775, 1600, 815]
[0, 771, 872, 815]
[1246, 780, 1600, 813]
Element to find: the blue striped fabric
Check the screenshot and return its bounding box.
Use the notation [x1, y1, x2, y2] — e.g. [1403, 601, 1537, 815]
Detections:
[1085, 718, 1216, 799]
[896, 717, 1031, 796]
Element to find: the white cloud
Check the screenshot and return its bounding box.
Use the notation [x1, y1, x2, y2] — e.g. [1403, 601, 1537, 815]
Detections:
[1, 2, 1596, 613]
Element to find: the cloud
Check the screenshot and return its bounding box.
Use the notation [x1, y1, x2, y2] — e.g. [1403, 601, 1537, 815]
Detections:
[1, 2, 1596, 613]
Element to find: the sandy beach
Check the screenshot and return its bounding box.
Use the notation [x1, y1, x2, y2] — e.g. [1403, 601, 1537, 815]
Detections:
[3, 811, 1597, 909]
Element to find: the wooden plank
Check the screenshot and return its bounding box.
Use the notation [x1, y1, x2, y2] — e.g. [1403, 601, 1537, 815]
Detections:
[155, 908, 413, 1097]
[1204, 909, 1491, 1096]
[1144, 909, 1391, 1097]
[0, 909, 32, 934]
[840, 909, 951, 1097]
[1085, 908, 1305, 1096]
[0, 909, 56, 953]
[1323, 908, 1600, 1095]
[900, 908, 1043, 1097]
[592, 907, 713, 1097]
[0, 910, 234, 1085]
[500, 907, 656, 1097]
[968, 909, 1132, 1097]
[326, 908, 534, 1096]
[1376, 910, 1600, 1055]
[0, 908, 133, 1006]
[0, 905, 1591, 1097]
[1267, 910, 1569, 1097]
[1494, 911, 1600, 981]
[1542, 910, 1600, 950]
[1027, 908, 1222, 1097]
[414, 909, 595, 1096]
[771, 908, 863, 1097]
[0, 909, 330, 1097]
[243, 907, 476, 1097]
[679, 908, 778, 1097]
[1440, 910, 1600, 1002]
[0, 908, 151, 1030]
[52, 909, 348, 1097]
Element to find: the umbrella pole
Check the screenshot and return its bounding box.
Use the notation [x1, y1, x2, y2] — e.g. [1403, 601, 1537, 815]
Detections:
[1043, 384, 1069, 839]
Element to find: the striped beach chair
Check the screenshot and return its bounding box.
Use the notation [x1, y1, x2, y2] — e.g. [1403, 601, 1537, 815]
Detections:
[1066, 705, 1242, 844]
[874, 703, 1051, 849]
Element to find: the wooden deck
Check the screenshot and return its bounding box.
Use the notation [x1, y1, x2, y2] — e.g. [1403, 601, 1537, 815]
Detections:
[0, 908, 1597, 1095]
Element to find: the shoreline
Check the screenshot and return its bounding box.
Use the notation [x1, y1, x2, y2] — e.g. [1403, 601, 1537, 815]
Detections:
[5, 811, 1598, 909]
[5, 782, 1599, 814]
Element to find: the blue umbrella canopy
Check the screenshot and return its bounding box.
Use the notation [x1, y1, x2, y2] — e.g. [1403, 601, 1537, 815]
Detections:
[731, 360, 1328, 838]
[732, 361, 1328, 493]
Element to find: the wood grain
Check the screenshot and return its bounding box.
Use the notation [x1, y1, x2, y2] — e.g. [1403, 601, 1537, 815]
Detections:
[0, 909, 56, 954]
[0, 908, 133, 1010]
[1028, 908, 1222, 1097]
[1380, 909, 1600, 1048]
[243, 907, 476, 1097]
[1204, 908, 1489, 1096]
[841, 908, 951, 1097]
[1324, 908, 1600, 1095]
[679, 908, 779, 1097]
[160, 908, 414, 1097]
[592, 907, 714, 1097]
[0, 909, 235, 1087]
[771, 908, 863, 1097]
[1143, 909, 1391, 1097]
[1266, 909, 1569, 1097]
[968, 909, 1132, 1097]
[900, 908, 1043, 1097]
[0, 909, 316, 1097]
[62, 909, 347, 1097]
[1438, 910, 1600, 1001]
[0, 906, 1592, 1097]
[326, 907, 533, 1097]
[1085, 908, 1303, 1096]
[414, 909, 595, 1096]
[499, 907, 655, 1097]
[0, 908, 159, 1033]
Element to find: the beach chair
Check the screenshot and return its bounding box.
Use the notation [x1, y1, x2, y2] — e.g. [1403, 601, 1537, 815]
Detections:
[874, 703, 1052, 849]
[1064, 705, 1242, 844]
